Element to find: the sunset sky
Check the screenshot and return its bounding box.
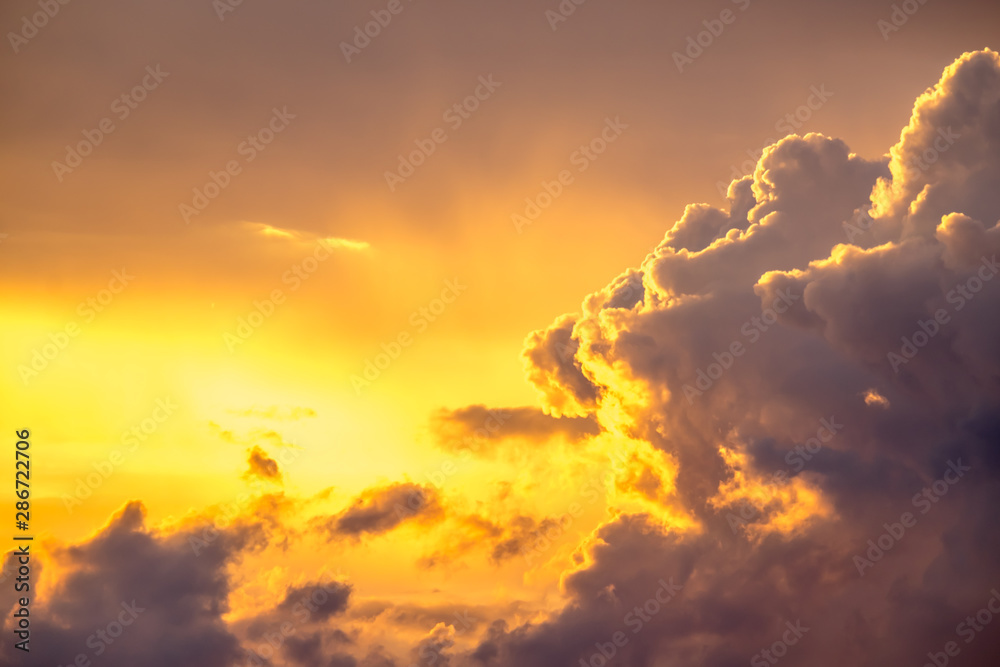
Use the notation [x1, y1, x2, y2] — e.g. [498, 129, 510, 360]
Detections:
[2, 1, 1000, 666]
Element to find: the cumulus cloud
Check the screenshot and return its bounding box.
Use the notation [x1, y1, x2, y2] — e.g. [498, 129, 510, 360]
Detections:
[481, 49, 1000, 666]
[19, 48, 1000, 667]
[0, 502, 267, 667]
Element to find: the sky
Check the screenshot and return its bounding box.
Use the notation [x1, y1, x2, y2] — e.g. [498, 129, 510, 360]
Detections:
[1, 1, 1000, 666]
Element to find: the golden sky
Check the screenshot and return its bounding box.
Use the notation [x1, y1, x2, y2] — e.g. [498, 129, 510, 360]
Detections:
[2, 1, 1000, 666]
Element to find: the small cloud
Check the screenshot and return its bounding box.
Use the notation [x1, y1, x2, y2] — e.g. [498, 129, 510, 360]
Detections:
[862, 389, 890, 409]
[243, 446, 282, 483]
[313, 482, 442, 541]
[253, 223, 296, 239]
[243, 222, 369, 251]
[430, 405, 601, 454]
[323, 237, 370, 251]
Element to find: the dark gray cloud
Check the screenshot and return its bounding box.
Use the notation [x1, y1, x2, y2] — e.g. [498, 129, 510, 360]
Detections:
[314, 482, 443, 540]
[431, 405, 600, 453]
[277, 581, 353, 623]
[475, 49, 1000, 667]
[0, 501, 266, 667]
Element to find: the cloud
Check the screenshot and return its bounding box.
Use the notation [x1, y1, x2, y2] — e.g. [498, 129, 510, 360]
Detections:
[246, 221, 370, 251]
[314, 482, 444, 541]
[277, 580, 354, 622]
[0, 502, 267, 667]
[430, 405, 600, 453]
[466, 49, 1000, 667]
[417, 512, 569, 569]
[17, 47, 1000, 667]
[244, 445, 283, 483]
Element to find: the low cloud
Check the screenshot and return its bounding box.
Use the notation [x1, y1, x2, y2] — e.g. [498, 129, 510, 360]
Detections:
[314, 482, 444, 541]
